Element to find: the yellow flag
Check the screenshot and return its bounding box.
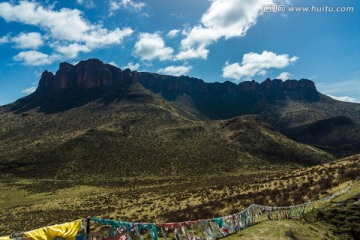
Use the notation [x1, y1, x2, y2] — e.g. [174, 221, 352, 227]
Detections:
[24, 220, 82, 240]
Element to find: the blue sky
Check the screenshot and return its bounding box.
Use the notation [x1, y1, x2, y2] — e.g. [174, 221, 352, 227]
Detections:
[0, 0, 359, 105]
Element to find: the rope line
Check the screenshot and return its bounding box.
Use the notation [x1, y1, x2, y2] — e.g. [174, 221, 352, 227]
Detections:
[2, 184, 352, 240]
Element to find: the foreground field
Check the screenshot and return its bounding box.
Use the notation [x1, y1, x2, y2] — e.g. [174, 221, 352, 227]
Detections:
[0, 155, 359, 238]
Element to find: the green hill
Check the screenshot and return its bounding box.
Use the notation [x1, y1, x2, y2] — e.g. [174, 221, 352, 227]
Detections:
[0, 81, 333, 180]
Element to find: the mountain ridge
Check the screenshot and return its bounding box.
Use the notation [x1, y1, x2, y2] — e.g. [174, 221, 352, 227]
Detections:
[35, 58, 319, 101]
[2, 58, 360, 157]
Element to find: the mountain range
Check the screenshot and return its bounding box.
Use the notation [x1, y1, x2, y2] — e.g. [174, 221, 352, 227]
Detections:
[1, 58, 360, 179]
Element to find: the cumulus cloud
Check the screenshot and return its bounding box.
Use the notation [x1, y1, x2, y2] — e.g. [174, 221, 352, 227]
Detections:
[158, 65, 192, 76]
[0, 35, 9, 44]
[276, 72, 292, 80]
[123, 62, 140, 71]
[328, 95, 359, 103]
[12, 32, 43, 49]
[167, 29, 180, 38]
[51, 43, 91, 58]
[177, 0, 274, 60]
[0, 1, 133, 64]
[176, 46, 209, 61]
[109, 0, 145, 16]
[21, 86, 37, 95]
[13, 50, 59, 66]
[0, 1, 89, 42]
[223, 51, 298, 80]
[133, 33, 173, 61]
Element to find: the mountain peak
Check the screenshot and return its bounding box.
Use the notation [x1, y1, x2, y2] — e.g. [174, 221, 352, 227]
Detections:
[37, 58, 137, 92]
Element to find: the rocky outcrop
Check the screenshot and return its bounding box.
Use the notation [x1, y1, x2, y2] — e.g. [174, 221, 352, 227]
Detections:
[36, 58, 319, 104]
[38, 70, 55, 90]
[37, 59, 136, 92]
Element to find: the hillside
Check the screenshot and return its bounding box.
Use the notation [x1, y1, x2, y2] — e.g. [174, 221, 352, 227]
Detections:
[0, 59, 337, 180]
[0, 97, 333, 180]
[1, 59, 359, 163]
[137, 72, 360, 157]
[285, 116, 360, 157]
[137, 72, 360, 126]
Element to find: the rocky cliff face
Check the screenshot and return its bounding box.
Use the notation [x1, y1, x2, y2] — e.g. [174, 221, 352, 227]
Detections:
[37, 58, 316, 96]
[136, 74, 316, 95]
[37, 59, 137, 91]
[34, 58, 320, 117]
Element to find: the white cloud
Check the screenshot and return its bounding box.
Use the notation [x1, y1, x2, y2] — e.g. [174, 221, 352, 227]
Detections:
[328, 95, 359, 103]
[167, 29, 180, 38]
[109, 61, 140, 71]
[317, 80, 360, 103]
[133, 33, 173, 61]
[123, 62, 140, 71]
[84, 28, 133, 49]
[13, 50, 58, 66]
[174, 46, 209, 61]
[0, 1, 89, 42]
[177, 0, 274, 60]
[52, 43, 90, 58]
[158, 65, 192, 76]
[109, 1, 121, 16]
[108, 61, 119, 67]
[317, 80, 360, 95]
[276, 72, 292, 80]
[76, 0, 95, 9]
[12, 32, 43, 49]
[22, 86, 37, 94]
[222, 51, 298, 80]
[0, 35, 9, 44]
[119, 0, 145, 11]
[109, 0, 145, 16]
[0, 1, 133, 64]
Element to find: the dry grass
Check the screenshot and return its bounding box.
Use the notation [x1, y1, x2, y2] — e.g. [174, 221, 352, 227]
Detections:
[0, 155, 358, 235]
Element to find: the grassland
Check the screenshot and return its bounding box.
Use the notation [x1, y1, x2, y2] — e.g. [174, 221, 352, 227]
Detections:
[0, 155, 358, 238]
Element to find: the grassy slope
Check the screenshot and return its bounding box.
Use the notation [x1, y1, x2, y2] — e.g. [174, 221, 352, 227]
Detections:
[165, 91, 360, 129]
[0, 86, 333, 180]
[285, 116, 360, 157]
[170, 92, 360, 157]
[224, 180, 360, 240]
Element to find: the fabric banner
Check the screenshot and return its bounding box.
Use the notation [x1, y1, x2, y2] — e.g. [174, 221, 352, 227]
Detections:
[24, 220, 82, 240]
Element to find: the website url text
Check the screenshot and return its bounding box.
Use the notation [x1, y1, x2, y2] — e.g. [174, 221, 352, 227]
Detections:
[262, 5, 354, 13]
